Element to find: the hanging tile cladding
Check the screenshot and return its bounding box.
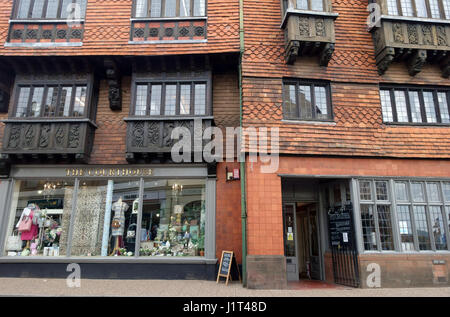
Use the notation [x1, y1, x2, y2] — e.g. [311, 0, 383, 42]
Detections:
[0, 0, 240, 56]
[242, 78, 450, 158]
[242, 0, 450, 158]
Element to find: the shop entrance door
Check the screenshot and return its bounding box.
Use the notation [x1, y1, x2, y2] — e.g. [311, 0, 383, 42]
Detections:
[283, 203, 299, 281]
[296, 203, 321, 280]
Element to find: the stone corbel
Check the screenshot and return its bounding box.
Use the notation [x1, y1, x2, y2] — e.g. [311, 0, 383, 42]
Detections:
[406, 49, 427, 76]
[104, 58, 122, 111]
[440, 55, 450, 78]
[285, 40, 300, 65]
[319, 43, 335, 66]
[376, 47, 395, 75]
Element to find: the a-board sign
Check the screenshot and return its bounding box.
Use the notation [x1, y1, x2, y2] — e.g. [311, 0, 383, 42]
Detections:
[328, 204, 354, 246]
[217, 251, 241, 285]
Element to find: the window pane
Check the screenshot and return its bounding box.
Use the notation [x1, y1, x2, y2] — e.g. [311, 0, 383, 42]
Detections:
[164, 0, 176, 17]
[430, 206, 447, 250]
[429, 0, 441, 18]
[16, 87, 30, 117]
[193, 0, 206, 16]
[394, 90, 409, 122]
[444, 0, 450, 19]
[164, 84, 177, 115]
[380, 90, 394, 122]
[135, 85, 148, 116]
[444, 183, 450, 201]
[58, 87, 72, 117]
[180, 0, 191, 17]
[60, 0, 73, 19]
[135, 0, 148, 17]
[427, 182, 441, 202]
[395, 182, 409, 201]
[375, 181, 389, 201]
[359, 180, 372, 200]
[397, 205, 415, 251]
[413, 206, 431, 250]
[299, 85, 312, 120]
[31, 0, 45, 18]
[18, 0, 31, 18]
[3, 180, 74, 257]
[45, 0, 59, 18]
[180, 84, 191, 115]
[30, 87, 44, 117]
[194, 84, 206, 115]
[150, 0, 161, 17]
[73, 86, 86, 117]
[75, 0, 87, 18]
[283, 84, 297, 118]
[361, 205, 377, 250]
[314, 86, 328, 120]
[415, 0, 428, 17]
[296, 0, 308, 9]
[437, 92, 450, 123]
[311, 0, 324, 11]
[423, 91, 437, 123]
[139, 179, 206, 257]
[43, 87, 58, 117]
[150, 85, 161, 115]
[387, 0, 399, 15]
[400, 0, 414, 16]
[411, 182, 425, 202]
[408, 91, 423, 123]
[377, 205, 394, 250]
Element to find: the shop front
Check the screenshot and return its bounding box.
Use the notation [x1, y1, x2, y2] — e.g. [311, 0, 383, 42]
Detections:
[0, 165, 217, 279]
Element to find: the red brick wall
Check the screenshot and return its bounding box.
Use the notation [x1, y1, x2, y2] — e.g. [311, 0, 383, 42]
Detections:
[246, 156, 450, 257]
[242, 0, 450, 158]
[215, 161, 242, 263]
[0, 0, 239, 56]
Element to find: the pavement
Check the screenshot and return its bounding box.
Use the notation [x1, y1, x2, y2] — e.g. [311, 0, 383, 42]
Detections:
[0, 278, 449, 297]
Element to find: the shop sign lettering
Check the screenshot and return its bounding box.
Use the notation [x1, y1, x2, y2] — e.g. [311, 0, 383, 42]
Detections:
[65, 168, 152, 177]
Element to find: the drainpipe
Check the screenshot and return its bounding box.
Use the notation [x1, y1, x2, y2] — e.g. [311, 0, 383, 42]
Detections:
[239, 0, 248, 287]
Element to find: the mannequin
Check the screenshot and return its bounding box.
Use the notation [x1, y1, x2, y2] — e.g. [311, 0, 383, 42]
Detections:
[16, 203, 40, 250]
[110, 197, 129, 255]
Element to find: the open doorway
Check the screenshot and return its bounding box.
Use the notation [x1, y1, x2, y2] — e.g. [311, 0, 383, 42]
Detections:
[283, 202, 321, 281]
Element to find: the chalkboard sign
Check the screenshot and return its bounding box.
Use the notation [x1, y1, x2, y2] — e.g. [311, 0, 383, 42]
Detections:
[217, 251, 241, 285]
[328, 204, 354, 247]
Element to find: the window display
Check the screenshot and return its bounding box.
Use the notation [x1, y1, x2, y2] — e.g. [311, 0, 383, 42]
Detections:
[4, 180, 74, 257]
[3, 177, 207, 258]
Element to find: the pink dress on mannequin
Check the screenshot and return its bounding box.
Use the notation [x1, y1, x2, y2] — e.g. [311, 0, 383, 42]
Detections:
[19, 210, 39, 241]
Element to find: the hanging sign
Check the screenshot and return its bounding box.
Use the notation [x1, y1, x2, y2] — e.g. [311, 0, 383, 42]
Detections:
[217, 251, 241, 286]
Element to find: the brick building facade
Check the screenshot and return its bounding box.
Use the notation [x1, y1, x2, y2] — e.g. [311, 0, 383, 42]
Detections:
[0, 0, 449, 289]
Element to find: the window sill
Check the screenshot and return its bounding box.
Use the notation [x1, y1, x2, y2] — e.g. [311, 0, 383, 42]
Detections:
[129, 39, 207, 44]
[4, 42, 83, 48]
[124, 116, 213, 121]
[383, 122, 450, 127]
[0, 256, 217, 264]
[9, 19, 85, 24]
[281, 119, 336, 125]
[2, 118, 98, 129]
[131, 16, 207, 22]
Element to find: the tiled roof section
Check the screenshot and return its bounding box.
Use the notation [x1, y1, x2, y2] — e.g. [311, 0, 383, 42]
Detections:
[0, 0, 239, 56]
[242, 78, 450, 158]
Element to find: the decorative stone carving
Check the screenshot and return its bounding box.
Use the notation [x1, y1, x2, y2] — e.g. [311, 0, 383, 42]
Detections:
[131, 122, 145, 148]
[68, 124, 80, 148]
[319, 43, 335, 66]
[407, 49, 427, 76]
[163, 122, 175, 148]
[147, 122, 160, 146]
[55, 124, 65, 147]
[104, 58, 122, 111]
[393, 23, 403, 43]
[315, 19, 325, 37]
[23, 125, 35, 148]
[407, 24, 418, 45]
[7, 125, 21, 149]
[437, 26, 447, 46]
[39, 124, 51, 148]
[299, 18, 310, 37]
[422, 25, 433, 45]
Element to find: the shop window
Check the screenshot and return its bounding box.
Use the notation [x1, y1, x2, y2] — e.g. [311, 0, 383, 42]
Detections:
[3, 180, 75, 257]
[13, 0, 87, 20]
[133, 0, 206, 18]
[283, 80, 333, 121]
[132, 81, 209, 116]
[380, 87, 450, 124]
[3, 178, 206, 258]
[358, 179, 450, 252]
[386, 0, 450, 19]
[14, 84, 88, 118]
